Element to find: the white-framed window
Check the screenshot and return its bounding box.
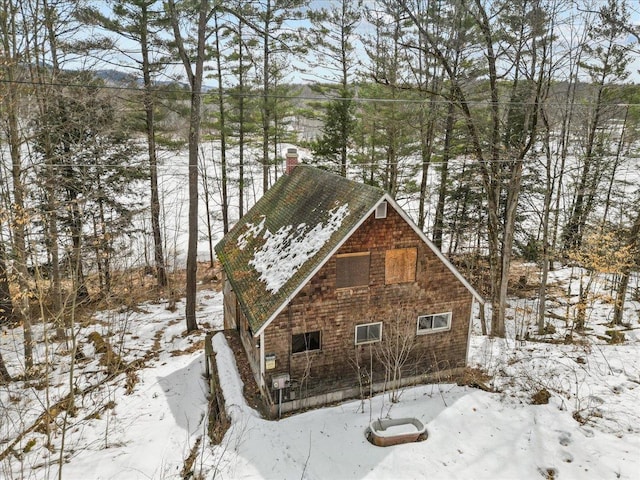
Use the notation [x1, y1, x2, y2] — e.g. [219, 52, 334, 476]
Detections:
[375, 201, 388, 219]
[417, 312, 452, 334]
[355, 322, 382, 345]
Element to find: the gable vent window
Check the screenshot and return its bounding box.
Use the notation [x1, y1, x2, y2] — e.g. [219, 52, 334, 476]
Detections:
[355, 322, 382, 345]
[292, 331, 321, 354]
[375, 201, 387, 219]
[336, 252, 370, 288]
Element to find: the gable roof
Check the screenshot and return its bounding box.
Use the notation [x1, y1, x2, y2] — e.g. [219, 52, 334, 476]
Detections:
[215, 165, 384, 334]
[215, 165, 483, 337]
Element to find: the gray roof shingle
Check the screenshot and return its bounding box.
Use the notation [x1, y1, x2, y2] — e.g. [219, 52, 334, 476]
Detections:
[215, 165, 385, 334]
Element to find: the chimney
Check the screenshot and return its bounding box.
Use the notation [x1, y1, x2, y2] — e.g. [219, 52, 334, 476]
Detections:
[285, 148, 299, 174]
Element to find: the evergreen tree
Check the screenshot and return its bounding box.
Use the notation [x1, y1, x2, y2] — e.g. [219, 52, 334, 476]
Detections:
[562, 0, 633, 250]
[252, 0, 309, 190]
[307, 0, 362, 176]
[395, 0, 554, 337]
[32, 73, 146, 298]
[79, 0, 171, 288]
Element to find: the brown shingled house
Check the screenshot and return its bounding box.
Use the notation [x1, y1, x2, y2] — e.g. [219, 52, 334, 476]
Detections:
[215, 163, 482, 416]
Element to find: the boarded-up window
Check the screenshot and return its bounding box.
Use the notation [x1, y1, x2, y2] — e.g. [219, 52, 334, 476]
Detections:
[385, 248, 417, 284]
[336, 252, 370, 288]
[292, 331, 321, 353]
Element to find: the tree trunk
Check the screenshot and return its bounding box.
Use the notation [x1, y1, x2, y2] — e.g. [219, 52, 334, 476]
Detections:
[0, 236, 15, 326]
[433, 101, 456, 249]
[214, 12, 229, 234]
[238, 20, 246, 219]
[167, 0, 210, 332]
[3, 59, 34, 370]
[563, 50, 610, 250]
[601, 106, 628, 228]
[613, 270, 630, 326]
[613, 202, 640, 325]
[140, 4, 168, 288]
[40, 0, 65, 338]
[200, 155, 215, 268]
[261, 0, 272, 193]
[537, 110, 554, 334]
[0, 348, 11, 383]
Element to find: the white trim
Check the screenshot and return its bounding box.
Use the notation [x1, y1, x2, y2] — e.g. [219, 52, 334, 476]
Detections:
[416, 312, 452, 334]
[375, 201, 388, 219]
[259, 331, 265, 389]
[254, 195, 484, 337]
[355, 322, 383, 345]
[254, 199, 384, 337]
[382, 194, 485, 304]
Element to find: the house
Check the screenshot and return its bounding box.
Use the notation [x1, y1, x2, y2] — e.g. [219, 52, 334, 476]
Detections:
[215, 158, 483, 416]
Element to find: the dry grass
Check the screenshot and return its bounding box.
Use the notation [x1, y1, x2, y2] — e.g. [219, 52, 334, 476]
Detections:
[21, 262, 223, 329]
[456, 367, 493, 392]
[170, 338, 205, 357]
[180, 436, 202, 478]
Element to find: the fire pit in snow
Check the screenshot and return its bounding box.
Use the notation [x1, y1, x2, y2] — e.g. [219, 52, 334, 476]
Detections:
[368, 417, 428, 447]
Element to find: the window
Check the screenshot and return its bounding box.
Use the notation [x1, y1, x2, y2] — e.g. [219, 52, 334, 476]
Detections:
[292, 331, 321, 353]
[336, 252, 370, 288]
[417, 312, 452, 334]
[375, 201, 388, 219]
[355, 322, 382, 345]
[385, 248, 417, 284]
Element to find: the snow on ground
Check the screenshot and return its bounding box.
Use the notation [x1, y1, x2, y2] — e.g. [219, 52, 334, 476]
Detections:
[1, 269, 639, 479]
[209, 329, 640, 480]
[0, 289, 222, 480]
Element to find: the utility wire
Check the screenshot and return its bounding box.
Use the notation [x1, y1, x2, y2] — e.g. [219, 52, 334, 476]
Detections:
[1, 78, 640, 108]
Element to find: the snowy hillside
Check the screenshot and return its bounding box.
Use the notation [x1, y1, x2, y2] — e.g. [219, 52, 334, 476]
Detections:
[0, 264, 638, 479]
[1, 143, 639, 479]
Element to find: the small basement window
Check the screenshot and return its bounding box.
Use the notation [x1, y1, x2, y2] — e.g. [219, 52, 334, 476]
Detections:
[355, 322, 382, 345]
[375, 201, 388, 219]
[336, 252, 370, 288]
[417, 312, 452, 334]
[292, 331, 321, 353]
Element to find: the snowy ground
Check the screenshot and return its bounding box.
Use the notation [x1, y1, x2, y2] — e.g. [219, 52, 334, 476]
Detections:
[1, 143, 639, 478]
[1, 265, 639, 479]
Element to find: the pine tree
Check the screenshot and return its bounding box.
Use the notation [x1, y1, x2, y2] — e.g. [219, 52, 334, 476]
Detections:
[32, 74, 146, 298]
[562, 0, 633, 250]
[78, 0, 170, 288]
[307, 0, 362, 176]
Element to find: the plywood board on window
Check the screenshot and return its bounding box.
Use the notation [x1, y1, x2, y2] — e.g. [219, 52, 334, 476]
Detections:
[385, 247, 417, 284]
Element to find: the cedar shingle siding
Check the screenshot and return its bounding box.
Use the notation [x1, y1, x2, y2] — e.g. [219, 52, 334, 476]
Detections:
[215, 165, 480, 413]
[264, 206, 472, 398]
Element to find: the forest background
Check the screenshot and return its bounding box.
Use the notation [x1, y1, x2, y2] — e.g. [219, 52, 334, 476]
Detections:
[0, 0, 640, 391]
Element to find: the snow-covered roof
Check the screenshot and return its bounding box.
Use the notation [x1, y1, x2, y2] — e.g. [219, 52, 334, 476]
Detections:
[215, 166, 384, 334]
[215, 165, 483, 336]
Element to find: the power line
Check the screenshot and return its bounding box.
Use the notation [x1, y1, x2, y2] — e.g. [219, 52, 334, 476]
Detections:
[2, 77, 640, 108]
[9, 154, 639, 170]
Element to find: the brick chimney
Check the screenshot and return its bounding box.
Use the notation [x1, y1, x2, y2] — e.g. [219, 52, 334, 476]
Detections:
[285, 148, 299, 174]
